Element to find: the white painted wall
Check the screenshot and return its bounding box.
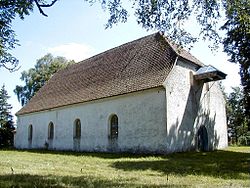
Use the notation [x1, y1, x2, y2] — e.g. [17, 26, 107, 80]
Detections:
[199, 81, 228, 149]
[15, 59, 228, 153]
[164, 59, 197, 152]
[15, 88, 168, 153]
[163, 59, 228, 152]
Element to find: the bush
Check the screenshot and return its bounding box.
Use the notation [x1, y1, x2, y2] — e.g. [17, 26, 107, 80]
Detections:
[238, 135, 250, 146]
[0, 128, 14, 148]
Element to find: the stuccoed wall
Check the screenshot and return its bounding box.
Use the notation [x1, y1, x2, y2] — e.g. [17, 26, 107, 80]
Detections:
[198, 81, 228, 150]
[163, 59, 228, 152]
[15, 87, 168, 153]
[15, 59, 228, 154]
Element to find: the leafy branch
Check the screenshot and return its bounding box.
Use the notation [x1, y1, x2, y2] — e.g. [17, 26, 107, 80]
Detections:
[34, 0, 58, 17]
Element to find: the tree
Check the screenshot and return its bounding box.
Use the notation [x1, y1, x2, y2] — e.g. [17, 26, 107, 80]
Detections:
[222, 0, 250, 128]
[0, 84, 15, 147]
[0, 0, 58, 71]
[0, 85, 13, 127]
[227, 87, 249, 145]
[14, 53, 75, 106]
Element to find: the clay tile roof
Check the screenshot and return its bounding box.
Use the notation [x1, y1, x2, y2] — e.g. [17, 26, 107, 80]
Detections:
[16, 32, 202, 115]
[162, 35, 203, 66]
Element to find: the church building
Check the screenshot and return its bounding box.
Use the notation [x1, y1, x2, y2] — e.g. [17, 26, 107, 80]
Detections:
[14, 32, 228, 153]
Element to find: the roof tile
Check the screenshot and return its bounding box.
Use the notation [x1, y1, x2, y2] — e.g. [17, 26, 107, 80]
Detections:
[17, 32, 201, 115]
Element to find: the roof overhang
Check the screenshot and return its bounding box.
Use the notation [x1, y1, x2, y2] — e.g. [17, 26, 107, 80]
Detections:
[194, 65, 227, 82]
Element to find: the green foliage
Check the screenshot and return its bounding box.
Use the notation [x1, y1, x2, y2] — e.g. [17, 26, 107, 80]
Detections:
[227, 87, 250, 145]
[0, 147, 249, 187]
[0, 0, 35, 71]
[222, 0, 250, 127]
[0, 0, 58, 71]
[0, 85, 13, 127]
[0, 85, 14, 147]
[85, 0, 224, 49]
[14, 53, 75, 106]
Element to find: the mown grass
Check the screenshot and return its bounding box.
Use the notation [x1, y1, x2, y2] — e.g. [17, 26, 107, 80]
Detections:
[0, 147, 249, 187]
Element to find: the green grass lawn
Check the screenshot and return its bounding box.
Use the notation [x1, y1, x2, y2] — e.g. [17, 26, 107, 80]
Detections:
[0, 147, 249, 187]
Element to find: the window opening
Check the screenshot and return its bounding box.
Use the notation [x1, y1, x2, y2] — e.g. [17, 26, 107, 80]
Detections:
[28, 124, 33, 141]
[48, 122, 54, 140]
[74, 119, 81, 139]
[110, 115, 118, 139]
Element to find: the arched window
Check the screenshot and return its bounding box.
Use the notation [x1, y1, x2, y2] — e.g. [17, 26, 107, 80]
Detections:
[48, 122, 54, 140]
[73, 119, 81, 139]
[28, 124, 33, 141]
[110, 114, 118, 139]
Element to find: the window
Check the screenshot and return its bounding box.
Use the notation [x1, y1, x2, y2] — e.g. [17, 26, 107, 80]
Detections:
[110, 114, 118, 139]
[73, 119, 81, 139]
[48, 122, 54, 140]
[28, 124, 33, 141]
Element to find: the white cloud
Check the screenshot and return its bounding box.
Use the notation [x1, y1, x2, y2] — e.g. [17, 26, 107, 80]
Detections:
[47, 43, 95, 62]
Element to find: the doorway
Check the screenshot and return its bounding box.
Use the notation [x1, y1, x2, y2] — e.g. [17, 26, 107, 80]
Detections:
[197, 126, 208, 151]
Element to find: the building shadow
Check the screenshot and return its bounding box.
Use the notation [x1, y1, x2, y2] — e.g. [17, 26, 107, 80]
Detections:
[0, 173, 186, 187]
[9, 148, 155, 159]
[111, 150, 250, 180]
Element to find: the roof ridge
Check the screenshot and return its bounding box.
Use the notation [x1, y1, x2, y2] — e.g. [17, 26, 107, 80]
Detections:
[156, 32, 204, 66]
[76, 33, 156, 65]
[16, 32, 201, 116]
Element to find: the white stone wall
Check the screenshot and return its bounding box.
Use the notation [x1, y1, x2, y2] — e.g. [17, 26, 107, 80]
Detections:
[15, 88, 168, 153]
[15, 59, 228, 154]
[163, 59, 228, 152]
[198, 81, 228, 149]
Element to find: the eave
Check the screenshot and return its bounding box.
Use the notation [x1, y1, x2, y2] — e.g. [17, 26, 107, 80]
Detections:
[194, 65, 227, 82]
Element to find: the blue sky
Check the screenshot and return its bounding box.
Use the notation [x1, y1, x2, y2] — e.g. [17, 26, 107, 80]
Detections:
[0, 0, 241, 121]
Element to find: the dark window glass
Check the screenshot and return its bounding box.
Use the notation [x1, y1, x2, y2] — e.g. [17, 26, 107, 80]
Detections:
[74, 119, 81, 139]
[110, 115, 118, 139]
[48, 122, 54, 140]
[28, 124, 33, 141]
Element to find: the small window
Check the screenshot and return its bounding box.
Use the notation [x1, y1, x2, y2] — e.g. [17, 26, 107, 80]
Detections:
[28, 124, 33, 141]
[48, 122, 54, 140]
[73, 119, 81, 139]
[110, 114, 118, 139]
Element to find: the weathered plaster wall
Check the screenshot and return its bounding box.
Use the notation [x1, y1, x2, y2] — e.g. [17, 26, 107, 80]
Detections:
[15, 88, 168, 153]
[163, 59, 228, 152]
[15, 59, 228, 154]
[198, 81, 228, 150]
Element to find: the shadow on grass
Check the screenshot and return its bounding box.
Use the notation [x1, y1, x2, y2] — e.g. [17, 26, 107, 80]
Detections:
[0, 173, 187, 188]
[3, 148, 250, 181]
[5, 148, 155, 159]
[111, 150, 250, 180]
